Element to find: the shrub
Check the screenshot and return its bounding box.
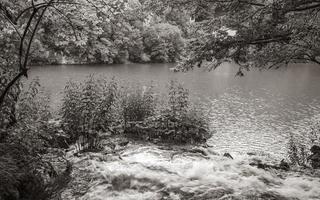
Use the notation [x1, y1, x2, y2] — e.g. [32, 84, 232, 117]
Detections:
[5, 79, 55, 154]
[124, 81, 211, 144]
[287, 120, 320, 166]
[120, 84, 156, 126]
[0, 143, 72, 200]
[61, 76, 118, 152]
[287, 135, 308, 166]
[0, 79, 72, 200]
[155, 81, 210, 144]
[61, 78, 211, 145]
[0, 67, 22, 141]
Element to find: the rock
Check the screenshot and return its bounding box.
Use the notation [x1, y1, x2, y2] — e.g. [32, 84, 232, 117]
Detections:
[310, 145, 320, 154]
[309, 154, 320, 169]
[107, 142, 116, 150]
[206, 148, 220, 156]
[279, 159, 290, 171]
[118, 140, 129, 147]
[111, 174, 132, 190]
[259, 191, 298, 200]
[249, 159, 289, 171]
[308, 145, 320, 169]
[189, 148, 208, 156]
[223, 153, 233, 159]
[191, 188, 234, 200]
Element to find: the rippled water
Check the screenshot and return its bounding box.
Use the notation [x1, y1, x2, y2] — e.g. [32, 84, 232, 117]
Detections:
[29, 63, 320, 155]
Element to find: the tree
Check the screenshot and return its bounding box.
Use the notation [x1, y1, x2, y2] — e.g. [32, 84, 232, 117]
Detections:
[0, 0, 119, 112]
[143, 23, 185, 62]
[161, 0, 320, 74]
[0, 0, 69, 110]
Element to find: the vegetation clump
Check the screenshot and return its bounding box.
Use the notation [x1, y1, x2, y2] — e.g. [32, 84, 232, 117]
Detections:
[123, 81, 210, 144]
[287, 120, 320, 168]
[0, 79, 72, 200]
[61, 76, 119, 152]
[61, 77, 211, 146]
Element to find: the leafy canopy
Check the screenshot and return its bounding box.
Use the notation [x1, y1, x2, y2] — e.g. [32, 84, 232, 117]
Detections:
[159, 0, 320, 73]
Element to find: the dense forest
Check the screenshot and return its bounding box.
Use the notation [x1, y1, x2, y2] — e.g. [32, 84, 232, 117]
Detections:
[1, 0, 320, 200]
[1, 0, 188, 65]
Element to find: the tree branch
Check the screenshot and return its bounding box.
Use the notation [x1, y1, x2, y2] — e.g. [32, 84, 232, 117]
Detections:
[23, 5, 50, 72]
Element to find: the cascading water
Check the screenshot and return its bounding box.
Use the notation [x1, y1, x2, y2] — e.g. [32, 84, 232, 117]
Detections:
[62, 142, 320, 200]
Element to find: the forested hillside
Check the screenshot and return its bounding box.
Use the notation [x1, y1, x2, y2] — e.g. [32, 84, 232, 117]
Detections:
[1, 0, 189, 65]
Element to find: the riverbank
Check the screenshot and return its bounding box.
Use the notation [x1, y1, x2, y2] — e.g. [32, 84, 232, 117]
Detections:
[61, 140, 320, 200]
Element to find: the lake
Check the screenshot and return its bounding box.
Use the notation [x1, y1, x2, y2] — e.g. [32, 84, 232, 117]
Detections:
[29, 62, 320, 156]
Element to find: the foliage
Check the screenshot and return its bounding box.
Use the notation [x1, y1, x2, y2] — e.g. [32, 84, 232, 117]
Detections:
[0, 67, 21, 137]
[61, 76, 118, 152]
[3, 79, 55, 152]
[287, 121, 320, 166]
[143, 23, 185, 63]
[60, 77, 211, 145]
[120, 84, 156, 124]
[0, 80, 72, 200]
[123, 81, 211, 144]
[0, 0, 188, 67]
[155, 0, 320, 72]
[287, 135, 308, 166]
[0, 1, 191, 199]
[0, 143, 72, 200]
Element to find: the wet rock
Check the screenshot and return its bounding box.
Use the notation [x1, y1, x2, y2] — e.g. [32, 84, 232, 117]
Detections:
[279, 159, 290, 171]
[111, 174, 132, 191]
[249, 159, 289, 171]
[195, 188, 234, 200]
[308, 145, 320, 169]
[223, 153, 233, 159]
[220, 192, 298, 200]
[206, 148, 220, 156]
[259, 191, 299, 200]
[189, 148, 208, 157]
[118, 140, 129, 147]
[310, 145, 320, 154]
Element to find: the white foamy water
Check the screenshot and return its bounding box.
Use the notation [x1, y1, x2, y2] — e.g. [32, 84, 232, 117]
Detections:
[64, 145, 320, 200]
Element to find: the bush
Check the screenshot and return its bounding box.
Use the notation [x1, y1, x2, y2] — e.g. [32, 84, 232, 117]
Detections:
[120, 84, 156, 125]
[61, 77, 211, 145]
[287, 120, 320, 166]
[0, 79, 72, 200]
[61, 76, 118, 152]
[123, 81, 211, 144]
[2, 78, 60, 155]
[0, 67, 22, 140]
[0, 143, 72, 200]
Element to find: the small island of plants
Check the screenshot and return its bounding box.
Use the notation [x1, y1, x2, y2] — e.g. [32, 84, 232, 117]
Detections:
[61, 77, 212, 152]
